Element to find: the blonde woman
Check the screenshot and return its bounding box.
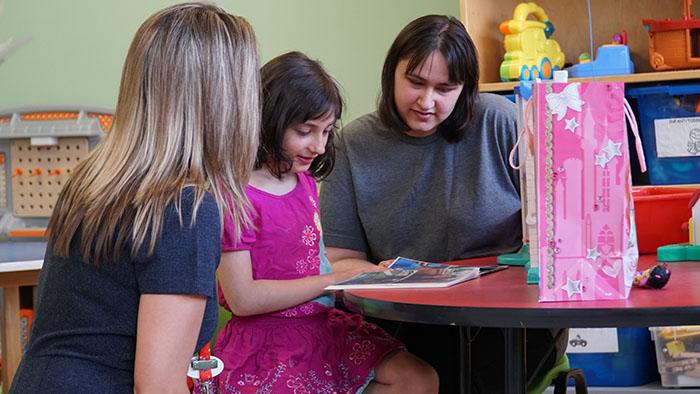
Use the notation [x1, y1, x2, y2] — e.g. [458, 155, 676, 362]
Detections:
[10, 3, 259, 393]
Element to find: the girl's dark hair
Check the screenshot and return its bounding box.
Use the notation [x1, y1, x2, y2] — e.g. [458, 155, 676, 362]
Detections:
[378, 15, 479, 142]
[258, 51, 342, 180]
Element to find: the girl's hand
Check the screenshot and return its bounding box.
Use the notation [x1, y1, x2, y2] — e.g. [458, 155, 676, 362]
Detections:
[331, 268, 368, 283]
[325, 265, 390, 295]
[330, 264, 386, 284]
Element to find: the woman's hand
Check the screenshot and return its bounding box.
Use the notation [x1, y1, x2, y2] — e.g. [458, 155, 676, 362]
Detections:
[378, 259, 395, 269]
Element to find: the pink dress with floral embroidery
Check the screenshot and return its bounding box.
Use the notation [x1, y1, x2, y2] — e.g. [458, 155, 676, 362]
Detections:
[214, 172, 403, 394]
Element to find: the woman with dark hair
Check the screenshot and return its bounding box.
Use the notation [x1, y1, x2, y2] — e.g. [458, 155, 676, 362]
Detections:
[320, 15, 567, 393]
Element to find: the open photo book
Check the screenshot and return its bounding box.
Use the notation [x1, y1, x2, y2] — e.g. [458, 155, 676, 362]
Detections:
[325, 257, 508, 290]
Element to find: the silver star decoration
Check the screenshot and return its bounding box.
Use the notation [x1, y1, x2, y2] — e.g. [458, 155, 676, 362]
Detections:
[595, 153, 609, 168]
[601, 139, 622, 159]
[564, 117, 580, 133]
[563, 278, 583, 297]
[586, 247, 601, 261]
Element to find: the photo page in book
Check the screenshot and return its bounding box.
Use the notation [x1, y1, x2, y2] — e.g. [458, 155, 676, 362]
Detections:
[325, 257, 507, 290]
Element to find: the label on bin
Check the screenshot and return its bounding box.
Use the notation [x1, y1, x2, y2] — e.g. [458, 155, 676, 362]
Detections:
[566, 328, 619, 353]
[654, 117, 700, 158]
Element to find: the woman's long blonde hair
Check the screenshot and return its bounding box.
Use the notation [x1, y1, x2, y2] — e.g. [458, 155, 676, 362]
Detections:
[47, 2, 260, 262]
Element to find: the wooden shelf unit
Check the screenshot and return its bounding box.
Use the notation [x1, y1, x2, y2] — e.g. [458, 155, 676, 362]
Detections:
[459, 0, 700, 92]
[480, 69, 700, 92]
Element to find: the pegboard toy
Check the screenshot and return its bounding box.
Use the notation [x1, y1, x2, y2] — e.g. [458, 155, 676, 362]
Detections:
[0, 108, 110, 240]
[498, 2, 565, 81]
[642, 0, 700, 71]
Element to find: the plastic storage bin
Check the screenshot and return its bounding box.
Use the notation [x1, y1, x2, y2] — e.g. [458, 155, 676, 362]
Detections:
[567, 328, 659, 386]
[626, 83, 700, 185]
[633, 186, 698, 253]
[650, 326, 700, 387]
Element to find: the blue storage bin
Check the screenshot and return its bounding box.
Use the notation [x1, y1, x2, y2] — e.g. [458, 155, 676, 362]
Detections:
[626, 83, 700, 185]
[567, 328, 659, 386]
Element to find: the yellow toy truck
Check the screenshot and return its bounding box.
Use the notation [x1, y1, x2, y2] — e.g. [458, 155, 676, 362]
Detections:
[499, 2, 565, 81]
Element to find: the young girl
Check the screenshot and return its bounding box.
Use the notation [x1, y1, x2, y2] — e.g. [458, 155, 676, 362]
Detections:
[214, 51, 438, 393]
[10, 3, 260, 393]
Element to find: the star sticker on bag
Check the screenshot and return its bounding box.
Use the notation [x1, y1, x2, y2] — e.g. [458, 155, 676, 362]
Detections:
[564, 117, 579, 133]
[586, 247, 601, 261]
[563, 278, 582, 297]
[594, 153, 609, 168]
[601, 139, 622, 159]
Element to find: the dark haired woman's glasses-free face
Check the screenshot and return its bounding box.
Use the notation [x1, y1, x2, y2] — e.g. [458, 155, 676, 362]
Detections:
[393, 51, 464, 138]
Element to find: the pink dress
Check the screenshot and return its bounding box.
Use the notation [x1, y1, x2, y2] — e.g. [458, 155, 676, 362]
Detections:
[214, 172, 403, 393]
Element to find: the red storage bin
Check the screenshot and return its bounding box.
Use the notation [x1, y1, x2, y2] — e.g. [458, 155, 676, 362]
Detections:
[633, 186, 698, 253]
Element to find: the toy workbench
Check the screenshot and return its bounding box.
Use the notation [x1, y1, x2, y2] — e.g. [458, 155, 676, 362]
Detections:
[0, 108, 111, 240]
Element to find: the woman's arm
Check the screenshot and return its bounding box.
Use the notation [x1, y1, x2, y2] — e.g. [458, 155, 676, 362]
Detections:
[218, 250, 365, 316]
[134, 294, 206, 393]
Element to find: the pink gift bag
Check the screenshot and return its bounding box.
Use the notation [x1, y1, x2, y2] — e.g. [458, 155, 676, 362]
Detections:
[513, 82, 647, 302]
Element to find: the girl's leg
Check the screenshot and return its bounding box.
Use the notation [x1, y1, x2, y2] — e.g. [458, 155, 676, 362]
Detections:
[365, 350, 439, 394]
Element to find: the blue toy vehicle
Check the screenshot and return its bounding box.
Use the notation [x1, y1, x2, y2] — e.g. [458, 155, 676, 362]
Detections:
[566, 44, 634, 78]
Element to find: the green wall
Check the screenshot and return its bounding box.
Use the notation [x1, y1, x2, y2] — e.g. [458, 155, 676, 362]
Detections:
[0, 0, 459, 124]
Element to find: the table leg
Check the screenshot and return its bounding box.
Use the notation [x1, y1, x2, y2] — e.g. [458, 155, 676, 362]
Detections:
[459, 326, 471, 394]
[2, 286, 22, 393]
[504, 327, 526, 394]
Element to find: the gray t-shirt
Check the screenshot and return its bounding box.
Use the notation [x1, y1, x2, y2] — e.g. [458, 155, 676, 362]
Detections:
[320, 93, 522, 263]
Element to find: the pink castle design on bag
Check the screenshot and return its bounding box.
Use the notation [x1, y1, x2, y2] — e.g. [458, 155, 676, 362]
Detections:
[531, 82, 644, 302]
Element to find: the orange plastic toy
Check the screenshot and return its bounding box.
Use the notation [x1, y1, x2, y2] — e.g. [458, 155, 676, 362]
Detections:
[642, 0, 700, 70]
